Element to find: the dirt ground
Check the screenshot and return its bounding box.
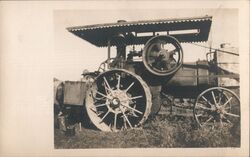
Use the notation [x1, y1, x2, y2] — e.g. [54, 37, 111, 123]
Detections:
[54, 104, 240, 148]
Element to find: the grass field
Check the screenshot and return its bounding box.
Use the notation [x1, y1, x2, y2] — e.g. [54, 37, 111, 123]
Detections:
[54, 104, 240, 148]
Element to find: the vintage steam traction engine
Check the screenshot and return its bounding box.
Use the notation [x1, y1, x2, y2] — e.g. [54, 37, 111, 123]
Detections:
[61, 16, 240, 132]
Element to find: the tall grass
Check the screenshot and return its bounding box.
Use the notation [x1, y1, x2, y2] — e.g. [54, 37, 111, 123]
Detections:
[54, 114, 240, 148]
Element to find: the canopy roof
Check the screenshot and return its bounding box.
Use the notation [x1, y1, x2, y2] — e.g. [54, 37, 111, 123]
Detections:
[67, 16, 212, 47]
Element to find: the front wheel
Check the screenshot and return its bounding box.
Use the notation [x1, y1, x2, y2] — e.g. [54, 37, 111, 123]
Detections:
[194, 87, 240, 128]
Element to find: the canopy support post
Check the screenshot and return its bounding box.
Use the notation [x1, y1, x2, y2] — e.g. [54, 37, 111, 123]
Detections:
[107, 39, 111, 68]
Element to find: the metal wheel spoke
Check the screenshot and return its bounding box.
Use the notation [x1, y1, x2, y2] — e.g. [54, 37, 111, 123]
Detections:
[123, 119, 127, 129]
[169, 49, 177, 55]
[169, 63, 177, 69]
[224, 107, 231, 110]
[222, 97, 233, 107]
[97, 111, 104, 116]
[222, 115, 232, 124]
[96, 91, 110, 99]
[99, 111, 110, 123]
[114, 113, 117, 130]
[95, 103, 107, 108]
[104, 82, 111, 94]
[201, 96, 213, 106]
[94, 96, 106, 101]
[103, 77, 112, 90]
[116, 74, 121, 89]
[166, 63, 171, 70]
[218, 91, 223, 104]
[119, 107, 133, 128]
[201, 96, 208, 101]
[220, 118, 223, 127]
[129, 95, 143, 100]
[211, 91, 217, 105]
[92, 91, 105, 100]
[125, 82, 135, 92]
[201, 116, 213, 127]
[121, 104, 143, 115]
[160, 43, 164, 49]
[196, 103, 213, 111]
[224, 112, 240, 118]
[196, 114, 203, 117]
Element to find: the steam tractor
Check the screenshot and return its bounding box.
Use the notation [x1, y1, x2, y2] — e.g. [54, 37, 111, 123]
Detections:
[56, 16, 240, 132]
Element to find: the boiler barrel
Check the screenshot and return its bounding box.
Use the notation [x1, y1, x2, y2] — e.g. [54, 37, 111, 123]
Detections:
[162, 60, 217, 98]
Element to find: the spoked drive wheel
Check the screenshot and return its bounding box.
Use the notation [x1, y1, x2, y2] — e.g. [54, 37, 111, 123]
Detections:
[194, 87, 240, 128]
[142, 35, 183, 76]
[85, 69, 152, 132]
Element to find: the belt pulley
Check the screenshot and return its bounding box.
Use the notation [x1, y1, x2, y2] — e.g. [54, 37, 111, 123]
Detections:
[142, 35, 183, 76]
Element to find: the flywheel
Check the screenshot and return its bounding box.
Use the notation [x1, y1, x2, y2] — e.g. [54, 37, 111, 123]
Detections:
[85, 69, 152, 132]
[142, 35, 183, 76]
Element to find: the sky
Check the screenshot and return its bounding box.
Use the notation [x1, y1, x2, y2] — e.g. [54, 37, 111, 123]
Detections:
[54, 9, 238, 81]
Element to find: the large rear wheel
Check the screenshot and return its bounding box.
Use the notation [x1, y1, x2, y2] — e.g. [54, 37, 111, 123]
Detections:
[85, 69, 152, 131]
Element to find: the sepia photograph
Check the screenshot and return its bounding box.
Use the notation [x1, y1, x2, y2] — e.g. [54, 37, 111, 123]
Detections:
[0, 1, 249, 157]
[54, 9, 241, 148]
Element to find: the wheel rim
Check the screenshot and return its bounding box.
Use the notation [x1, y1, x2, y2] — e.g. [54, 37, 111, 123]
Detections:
[142, 35, 183, 76]
[85, 69, 152, 131]
[194, 87, 240, 128]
